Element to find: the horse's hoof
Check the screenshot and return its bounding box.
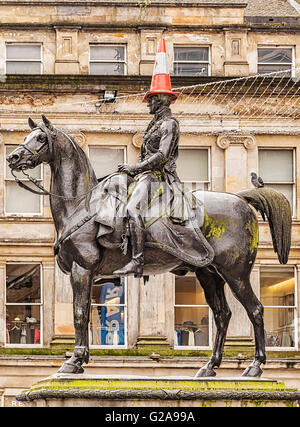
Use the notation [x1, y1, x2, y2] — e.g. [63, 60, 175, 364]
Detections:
[242, 364, 263, 378]
[57, 361, 84, 374]
[194, 367, 217, 378]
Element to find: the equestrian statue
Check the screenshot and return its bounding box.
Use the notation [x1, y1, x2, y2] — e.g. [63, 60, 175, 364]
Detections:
[6, 39, 291, 378]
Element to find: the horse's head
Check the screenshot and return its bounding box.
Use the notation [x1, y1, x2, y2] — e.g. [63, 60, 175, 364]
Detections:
[6, 114, 55, 172]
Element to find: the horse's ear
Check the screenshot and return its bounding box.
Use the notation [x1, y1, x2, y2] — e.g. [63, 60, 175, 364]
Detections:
[28, 117, 38, 130]
[41, 114, 54, 131]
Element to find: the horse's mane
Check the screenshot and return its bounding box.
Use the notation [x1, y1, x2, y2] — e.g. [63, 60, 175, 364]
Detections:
[54, 126, 97, 186]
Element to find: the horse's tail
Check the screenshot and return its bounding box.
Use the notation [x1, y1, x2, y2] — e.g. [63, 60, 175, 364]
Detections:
[236, 187, 292, 264]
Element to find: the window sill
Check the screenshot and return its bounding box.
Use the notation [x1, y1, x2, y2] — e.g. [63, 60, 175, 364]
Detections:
[0, 216, 53, 222]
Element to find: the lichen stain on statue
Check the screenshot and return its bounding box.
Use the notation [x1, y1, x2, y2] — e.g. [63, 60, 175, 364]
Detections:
[202, 213, 228, 239]
[6, 38, 292, 379]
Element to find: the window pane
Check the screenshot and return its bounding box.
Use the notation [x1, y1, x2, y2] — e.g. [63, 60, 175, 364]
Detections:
[174, 47, 209, 62]
[6, 45, 41, 60]
[177, 149, 208, 182]
[90, 45, 125, 61]
[174, 62, 209, 76]
[260, 267, 295, 348]
[89, 147, 124, 178]
[6, 181, 41, 214]
[6, 147, 42, 180]
[90, 62, 125, 75]
[6, 264, 41, 303]
[260, 267, 295, 307]
[259, 149, 293, 182]
[175, 307, 209, 346]
[257, 64, 291, 75]
[90, 280, 125, 346]
[6, 61, 41, 74]
[258, 48, 292, 64]
[175, 275, 207, 305]
[264, 307, 295, 347]
[6, 305, 40, 344]
[265, 184, 293, 209]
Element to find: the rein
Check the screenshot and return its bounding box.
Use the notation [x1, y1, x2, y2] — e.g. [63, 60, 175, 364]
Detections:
[11, 168, 103, 200]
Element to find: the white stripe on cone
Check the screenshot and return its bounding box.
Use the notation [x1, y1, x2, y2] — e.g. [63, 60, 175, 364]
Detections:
[153, 52, 169, 75]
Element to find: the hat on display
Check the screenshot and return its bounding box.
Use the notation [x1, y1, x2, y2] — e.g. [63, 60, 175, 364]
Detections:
[143, 38, 180, 104]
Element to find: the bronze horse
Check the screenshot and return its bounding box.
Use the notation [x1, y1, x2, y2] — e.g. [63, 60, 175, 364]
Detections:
[7, 115, 291, 378]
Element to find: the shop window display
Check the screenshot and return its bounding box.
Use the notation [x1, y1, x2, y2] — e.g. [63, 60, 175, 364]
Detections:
[260, 267, 296, 348]
[6, 264, 42, 346]
[174, 274, 211, 348]
[89, 277, 126, 347]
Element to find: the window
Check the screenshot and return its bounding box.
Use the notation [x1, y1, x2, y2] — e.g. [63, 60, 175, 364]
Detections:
[257, 47, 293, 76]
[6, 44, 42, 74]
[177, 148, 210, 191]
[260, 266, 297, 349]
[89, 278, 127, 347]
[258, 149, 295, 213]
[89, 45, 126, 75]
[5, 146, 43, 215]
[5, 264, 42, 347]
[89, 146, 125, 179]
[174, 274, 211, 348]
[174, 46, 210, 76]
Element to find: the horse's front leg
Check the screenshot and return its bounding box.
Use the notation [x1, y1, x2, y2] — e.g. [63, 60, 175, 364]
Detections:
[58, 262, 93, 374]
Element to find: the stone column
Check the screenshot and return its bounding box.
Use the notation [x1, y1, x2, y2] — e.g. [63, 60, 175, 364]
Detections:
[42, 262, 55, 347]
[217, 133, 257, 347]
[296, 265, 300, 349]
[54, 26, 80, 74]
[223, 30, 249, 76]
[136, 273, 173, 350]
[51, 263, 74, 348]
[0, 263, 6, 346]
[139, 29, 164, 75]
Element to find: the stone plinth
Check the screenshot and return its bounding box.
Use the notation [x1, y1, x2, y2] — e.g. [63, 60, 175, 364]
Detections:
[16, 374, 300, 407]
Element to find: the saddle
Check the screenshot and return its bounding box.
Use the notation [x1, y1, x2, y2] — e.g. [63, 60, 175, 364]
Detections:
[94, 173, 214, 268]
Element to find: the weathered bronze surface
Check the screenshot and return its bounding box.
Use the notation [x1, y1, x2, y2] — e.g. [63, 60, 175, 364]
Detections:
[7, 110, 291, 378]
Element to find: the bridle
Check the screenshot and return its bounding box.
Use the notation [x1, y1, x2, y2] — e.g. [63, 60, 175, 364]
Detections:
[10, 125, 102, 201]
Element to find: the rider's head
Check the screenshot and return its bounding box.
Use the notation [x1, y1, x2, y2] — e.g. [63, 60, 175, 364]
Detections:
[147, 93, 173, 114]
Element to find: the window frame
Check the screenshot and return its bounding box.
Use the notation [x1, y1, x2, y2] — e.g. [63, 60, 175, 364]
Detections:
[88, 145, 127, 178]
[5, 43, 43, 75]
[259, 265, 298, 351]
[257, 45, 295, 77]
[89, 44, 127, 76]
[89, 277, 128, 349]
[258, 147, 296, 218]
[177, 147, 211, 191]
[5, 263, 44, 348]
[173, 45, 211, 77]
[174, 272, 213, 350]
[4, 145, 44, 217]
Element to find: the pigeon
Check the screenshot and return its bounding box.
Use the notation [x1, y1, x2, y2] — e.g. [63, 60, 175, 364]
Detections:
[251, 172, 264, 188]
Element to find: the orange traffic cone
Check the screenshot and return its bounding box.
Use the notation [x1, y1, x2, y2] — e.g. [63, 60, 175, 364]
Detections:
[143, 38, 179, 104]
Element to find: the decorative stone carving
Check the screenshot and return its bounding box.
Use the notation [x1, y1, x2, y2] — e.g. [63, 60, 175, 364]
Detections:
[132, 132, 143, 148]
[217, 134, 256, 150]
[70, 132, 86, 148]
[0, 132, 3, 145]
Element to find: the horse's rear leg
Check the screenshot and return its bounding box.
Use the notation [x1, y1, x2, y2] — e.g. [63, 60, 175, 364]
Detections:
[195, 267, 231, 378]
[222, 272, 266, 378]
[58, 262, 93, 374]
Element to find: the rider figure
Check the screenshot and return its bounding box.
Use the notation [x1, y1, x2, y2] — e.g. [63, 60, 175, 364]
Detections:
[114, 38, 214, 278]
[113, 93, 180, 277]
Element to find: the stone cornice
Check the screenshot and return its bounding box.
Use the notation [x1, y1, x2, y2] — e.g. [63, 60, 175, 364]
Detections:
[0, 1, 248, 8]
[0, 75, 299, 95]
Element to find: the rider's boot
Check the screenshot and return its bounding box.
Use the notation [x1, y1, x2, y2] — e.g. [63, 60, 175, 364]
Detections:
[114, 216, 145, 278]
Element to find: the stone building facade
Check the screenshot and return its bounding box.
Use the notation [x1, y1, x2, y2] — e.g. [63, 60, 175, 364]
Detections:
[1, 0, 300, 405]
